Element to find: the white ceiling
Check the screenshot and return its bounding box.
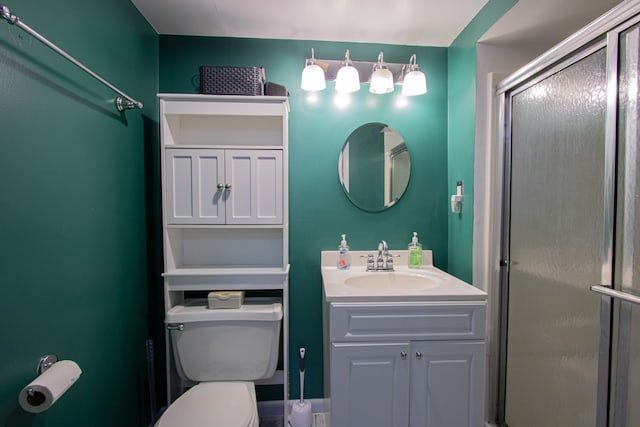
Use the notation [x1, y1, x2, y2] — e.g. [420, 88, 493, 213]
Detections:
[130, 0, 626, 48]
[480, 0, 624, 46]
[130, 0, 489, 47]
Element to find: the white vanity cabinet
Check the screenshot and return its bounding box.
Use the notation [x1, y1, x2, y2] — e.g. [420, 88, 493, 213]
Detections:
[408, 340, 485, 427]
[165, 148, 283, 225]
[325, 301, 486, 427]
[159, 94, 290, 420]
[331, 342, 411, 426]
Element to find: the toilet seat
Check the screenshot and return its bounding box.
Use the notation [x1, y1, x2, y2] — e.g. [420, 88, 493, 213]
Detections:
[156, 381, 258, 427]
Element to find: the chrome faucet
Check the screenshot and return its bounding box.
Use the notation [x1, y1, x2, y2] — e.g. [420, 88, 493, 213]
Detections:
[366, 240, 395, 271]
[377, 240, 388, 265]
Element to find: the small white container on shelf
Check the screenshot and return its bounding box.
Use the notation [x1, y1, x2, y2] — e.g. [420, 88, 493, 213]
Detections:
[208, 291, 244, 309]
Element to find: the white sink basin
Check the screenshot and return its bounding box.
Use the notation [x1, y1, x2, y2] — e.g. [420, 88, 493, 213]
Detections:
[321, 250, 488, 302]
[344, 272, 439, 291]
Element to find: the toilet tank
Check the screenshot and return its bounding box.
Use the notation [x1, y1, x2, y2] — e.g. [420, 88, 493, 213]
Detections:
[165, 298, 282, 382]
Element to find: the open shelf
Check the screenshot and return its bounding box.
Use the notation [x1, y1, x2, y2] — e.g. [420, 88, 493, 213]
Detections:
[164, 227, 285, 271]
[164, 265, 290, 291]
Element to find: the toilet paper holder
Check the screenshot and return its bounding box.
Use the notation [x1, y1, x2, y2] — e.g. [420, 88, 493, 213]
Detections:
[27, 355, 58, 398]
[19, 354, 82, 413]
[37, 354, 58, 374]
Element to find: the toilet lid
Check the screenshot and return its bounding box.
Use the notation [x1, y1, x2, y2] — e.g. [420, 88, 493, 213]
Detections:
[157, 382, 257, 427]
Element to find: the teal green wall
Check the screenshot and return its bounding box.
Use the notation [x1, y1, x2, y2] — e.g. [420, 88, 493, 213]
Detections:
[0, 0, 159, 425]
[159, 36, 449, 399]
[447, 0, 517, 282]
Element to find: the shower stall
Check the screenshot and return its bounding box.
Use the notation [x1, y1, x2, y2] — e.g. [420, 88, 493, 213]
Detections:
[495, 2, 640, 426]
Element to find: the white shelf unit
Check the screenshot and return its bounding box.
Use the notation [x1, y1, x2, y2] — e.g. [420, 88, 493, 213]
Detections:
[159, 94, 290, 421]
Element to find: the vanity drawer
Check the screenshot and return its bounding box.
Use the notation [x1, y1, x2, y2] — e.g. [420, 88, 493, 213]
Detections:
[329, 301, 486, 342]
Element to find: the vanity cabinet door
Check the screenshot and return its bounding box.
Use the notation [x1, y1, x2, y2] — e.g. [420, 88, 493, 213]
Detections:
[409, 341, 485, 427]
[165, 148, 225, 224]
[331, 342, 410, 427]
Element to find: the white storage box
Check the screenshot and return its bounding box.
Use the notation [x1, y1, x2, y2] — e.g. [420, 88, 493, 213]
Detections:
[207, 291, 244, 309]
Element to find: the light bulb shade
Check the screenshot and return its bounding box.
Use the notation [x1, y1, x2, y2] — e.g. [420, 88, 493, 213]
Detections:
[335, 65, 360, 93]
[402, 70, 427, 96]
[369, 68, 394, 94]
[301, 63, 326, 91]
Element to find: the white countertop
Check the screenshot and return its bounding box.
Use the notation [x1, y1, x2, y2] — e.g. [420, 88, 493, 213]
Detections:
[321, 250, 487, 303]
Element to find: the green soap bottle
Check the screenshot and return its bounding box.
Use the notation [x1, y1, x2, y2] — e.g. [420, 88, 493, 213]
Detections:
[408, 231, 423, 268]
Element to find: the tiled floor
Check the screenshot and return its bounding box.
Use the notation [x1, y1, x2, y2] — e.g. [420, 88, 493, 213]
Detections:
[259, 415, 285, 427]
[259, 412, 330, 427]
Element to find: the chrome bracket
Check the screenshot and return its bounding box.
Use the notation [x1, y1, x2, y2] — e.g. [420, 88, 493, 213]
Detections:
[37, 354, 58, 374]
[0, 4, 18, 25]
[116, 96, 136, 112]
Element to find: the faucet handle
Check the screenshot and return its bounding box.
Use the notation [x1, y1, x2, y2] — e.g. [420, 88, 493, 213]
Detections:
[386, 255, 395, 270]
[366, 254, 375, 271]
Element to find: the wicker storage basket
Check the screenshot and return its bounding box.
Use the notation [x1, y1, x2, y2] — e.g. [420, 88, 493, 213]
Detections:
[199, 65, 265, 95]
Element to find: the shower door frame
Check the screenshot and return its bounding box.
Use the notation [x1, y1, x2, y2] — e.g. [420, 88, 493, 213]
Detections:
[493, 2, 640, 426]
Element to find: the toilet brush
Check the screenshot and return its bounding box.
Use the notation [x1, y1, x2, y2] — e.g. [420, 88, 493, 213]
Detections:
[289, 348, 313, 427]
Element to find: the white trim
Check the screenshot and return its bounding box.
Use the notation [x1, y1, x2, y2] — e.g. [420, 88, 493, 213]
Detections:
[473, 71, 507, 424]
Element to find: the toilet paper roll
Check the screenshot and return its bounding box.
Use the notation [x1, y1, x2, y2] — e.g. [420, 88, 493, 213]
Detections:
[18, 360, 82, 413]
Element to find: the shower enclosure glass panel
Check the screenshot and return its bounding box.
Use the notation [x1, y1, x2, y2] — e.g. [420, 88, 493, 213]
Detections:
[504, 48, 607, 427]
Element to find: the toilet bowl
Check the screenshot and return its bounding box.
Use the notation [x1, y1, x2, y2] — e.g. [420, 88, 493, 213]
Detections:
[156, 382, 258, 427]
[156, 298, 282, 427]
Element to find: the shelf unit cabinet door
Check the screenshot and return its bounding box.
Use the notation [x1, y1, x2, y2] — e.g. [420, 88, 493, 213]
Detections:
[409, 341, 485, 427]
[165, 148, 225, 224]
[225, 149, 283, 225]
[331, 342, 410, 427]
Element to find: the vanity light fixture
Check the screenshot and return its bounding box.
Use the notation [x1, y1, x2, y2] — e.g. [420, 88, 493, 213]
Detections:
[401, 54, 427, 96]
[300, 49, 428, 97]
[369, 52, 394, 94]
[335, 49, 360, 93]
[300, 48, 326, 91]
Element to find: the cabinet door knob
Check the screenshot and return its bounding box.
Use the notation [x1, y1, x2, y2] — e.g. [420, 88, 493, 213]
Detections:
[416, 351, 423, 360]
[401, 351, 407, 360]
[217, 183, 224, 191]
[224, 183, 232, 191]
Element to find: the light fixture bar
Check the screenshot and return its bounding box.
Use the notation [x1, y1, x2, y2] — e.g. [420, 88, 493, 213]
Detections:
[301, 51, 427, 96]
[306, 58, 407, 84]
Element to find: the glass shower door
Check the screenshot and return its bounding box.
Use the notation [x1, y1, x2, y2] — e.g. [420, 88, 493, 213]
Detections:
[606, 22, 640, 427]
[503, 47, 608, 427]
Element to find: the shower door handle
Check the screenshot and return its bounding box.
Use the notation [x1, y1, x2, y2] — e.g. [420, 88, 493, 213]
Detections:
[590, 285, 640, 427]
[591, 285, 640, 306]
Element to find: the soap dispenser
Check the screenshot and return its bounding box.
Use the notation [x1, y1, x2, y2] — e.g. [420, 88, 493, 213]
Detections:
[408, 231, 423, 268]
[337, 234, 351, 270]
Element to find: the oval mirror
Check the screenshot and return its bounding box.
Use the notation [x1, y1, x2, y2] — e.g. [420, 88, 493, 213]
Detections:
[338, 122, 411, 212]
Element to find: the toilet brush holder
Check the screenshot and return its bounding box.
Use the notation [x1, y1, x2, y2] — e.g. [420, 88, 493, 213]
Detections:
[290, 401, 312, 427]
[289, 348, 312, 427]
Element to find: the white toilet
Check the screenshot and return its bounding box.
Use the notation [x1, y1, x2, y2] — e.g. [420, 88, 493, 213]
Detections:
[157, 298, 283, 427]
